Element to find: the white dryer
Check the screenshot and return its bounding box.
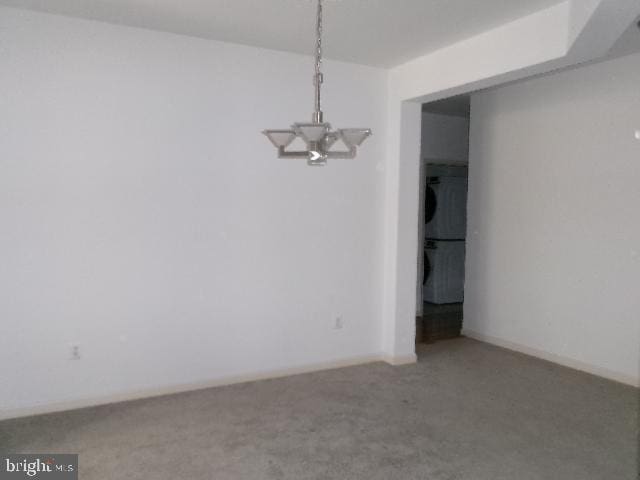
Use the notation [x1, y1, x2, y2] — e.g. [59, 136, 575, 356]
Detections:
[425, 176, 468, 240]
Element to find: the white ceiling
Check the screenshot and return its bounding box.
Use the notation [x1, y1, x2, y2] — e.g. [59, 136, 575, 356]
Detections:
[423, 95, 470, 118]
[607, 16, 640, 59]
[0, 0, 567, 67]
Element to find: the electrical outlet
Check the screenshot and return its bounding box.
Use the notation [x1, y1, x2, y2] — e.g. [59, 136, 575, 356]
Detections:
[70, 344, 81, 360]
[333, 316, 344, 330]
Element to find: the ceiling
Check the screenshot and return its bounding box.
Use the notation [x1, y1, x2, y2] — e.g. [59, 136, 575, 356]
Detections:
[607, 16, 640, 59]
[0, 0, 567, 68]
[423, 95, 470, 118]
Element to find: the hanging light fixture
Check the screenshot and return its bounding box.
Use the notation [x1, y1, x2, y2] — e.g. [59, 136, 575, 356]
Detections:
[262, 0, 372, 166]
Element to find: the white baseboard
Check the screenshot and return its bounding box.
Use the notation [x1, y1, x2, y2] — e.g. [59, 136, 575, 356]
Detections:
[0, 352, 388, 421]
[463, 329, 639, 388]
[382, 353, 418, 366]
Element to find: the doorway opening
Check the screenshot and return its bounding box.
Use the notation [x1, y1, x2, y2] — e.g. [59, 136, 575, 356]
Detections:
[415, 95, 470, 345]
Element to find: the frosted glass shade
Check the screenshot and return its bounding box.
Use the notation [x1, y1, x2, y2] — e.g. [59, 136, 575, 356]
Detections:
[339, 129, 372, 148]
[263, 130, 296, 148]
[295, 123, 330, 143]
[324, 133, 338, 150]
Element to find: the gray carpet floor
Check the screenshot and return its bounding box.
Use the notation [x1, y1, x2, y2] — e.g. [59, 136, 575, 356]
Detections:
[1, 338, 638, 479]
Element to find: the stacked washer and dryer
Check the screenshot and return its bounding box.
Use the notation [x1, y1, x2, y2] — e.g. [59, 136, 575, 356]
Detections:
[423, 166, 468, 305]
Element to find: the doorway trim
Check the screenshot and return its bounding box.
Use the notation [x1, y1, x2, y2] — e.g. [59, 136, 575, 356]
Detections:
[379, 2, 633, 364]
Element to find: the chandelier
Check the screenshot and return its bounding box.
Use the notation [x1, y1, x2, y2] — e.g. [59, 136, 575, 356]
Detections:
[262, 0, 372, 166]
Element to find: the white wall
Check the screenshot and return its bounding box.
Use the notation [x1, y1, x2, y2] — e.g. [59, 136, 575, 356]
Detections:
[421, 113, 470, 163]
[464, 52, 640, 386]
[382, 0, 639, 364]
[0, 7, 388, 417]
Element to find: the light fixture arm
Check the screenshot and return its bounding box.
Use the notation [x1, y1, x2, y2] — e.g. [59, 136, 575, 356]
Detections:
[313, 0, 324, 124]
[278, 145, 357, 160]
